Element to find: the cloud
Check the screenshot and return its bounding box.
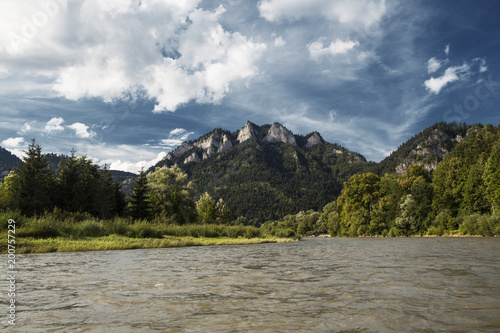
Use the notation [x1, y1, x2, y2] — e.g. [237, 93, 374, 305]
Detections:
[427, 57, 447, 74]
[478, 58, 487, 73]
[68, 122, 95, 138]
[105, 151, 167, 174]
[444, 44, 450, 55]
[0, 1, 265, 112]
[273, 36, 286, 47]
[155, 128, 195, 149]
[258, 0, 387, 26]
[1, 136, 26, 158]
[1, 136, 25, 148]
[424, 63, 470, 94]
[70, 142, 169, 173]
[308, 38, 359, 61]
[18, 121, 35, 135]
[44, 117, 64, 133]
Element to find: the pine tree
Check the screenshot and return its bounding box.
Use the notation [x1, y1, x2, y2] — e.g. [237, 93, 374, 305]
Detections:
[11, 139, 54, 216]
[129, 168, 151, 220]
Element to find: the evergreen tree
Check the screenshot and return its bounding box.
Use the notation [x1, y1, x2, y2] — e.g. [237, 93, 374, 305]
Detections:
[55, 150, 100, 213]
[11, 139, 54, 216]
[129, 168, 151, 220]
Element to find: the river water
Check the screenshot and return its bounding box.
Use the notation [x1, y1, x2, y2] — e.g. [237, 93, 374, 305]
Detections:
[2, 238, 500, 332]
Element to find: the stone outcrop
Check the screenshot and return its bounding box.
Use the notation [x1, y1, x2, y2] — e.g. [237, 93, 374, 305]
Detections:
[305, 132, 324, 148]
[263, 122, 296, 145]
[194, 130, 233, 159]
[184, 152, 200, 164]
[237, 121, 258, 143]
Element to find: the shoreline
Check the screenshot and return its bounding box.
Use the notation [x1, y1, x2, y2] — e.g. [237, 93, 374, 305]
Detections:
[2, 235, 297, 254]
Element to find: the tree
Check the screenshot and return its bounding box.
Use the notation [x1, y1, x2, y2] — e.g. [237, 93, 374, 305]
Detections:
[196, 192, 216, 224]
[55, 150, 100, 213]
[129, 168, 152, 220]
[147, 165, 196, 224]
[55, 152, 126, 218]
[484, 140, 500, 214]
[215, 198, 232, 225]
[336, 173, 381, 236]
[10, 139, 54, 216]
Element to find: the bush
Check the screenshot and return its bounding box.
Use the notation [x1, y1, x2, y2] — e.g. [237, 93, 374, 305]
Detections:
[0, 210, 29, 229]
[75, 220, 105, 238]
[426, 226, 443, 236]
[127, 222, 164, 238]
[388, 227, 401, 237]
[16, 219, 60, 239]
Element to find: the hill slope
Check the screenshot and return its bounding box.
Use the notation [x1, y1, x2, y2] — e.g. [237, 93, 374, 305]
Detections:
[0, 146, 21, 177]
[375, 122, 471, 175]
[151, 121, 374, 224]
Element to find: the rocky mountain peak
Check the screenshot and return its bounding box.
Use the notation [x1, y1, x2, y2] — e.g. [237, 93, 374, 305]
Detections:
[305, 132, 324, 148]
[237, 120, 258, 143]
[263, 122, 296, 145]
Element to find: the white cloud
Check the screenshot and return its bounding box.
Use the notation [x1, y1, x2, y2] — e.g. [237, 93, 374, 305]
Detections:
[258, 0, 387, 26]
[427, 57, 446, 74]
[0, 1, 265, 112]
[1, 136, 26, 158]
[477, 58, 487, 73]
[1, 136, 25, 148]
[168, 128, 193, 141]
[105, 152, 167, 173]
[72, 142, 168, 173]
[308, 39, 359, 61]
[156, 128, 195, 149]
[18, 121, 35, 135]
[274, 36, 286, 47]
[424, 63, 471, 94]
[68, 122, 95, 138]
[444, 44, 450, 55]
[44, 117, 64, 133]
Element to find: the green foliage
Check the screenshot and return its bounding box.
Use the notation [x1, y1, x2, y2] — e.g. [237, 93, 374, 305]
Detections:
[9, 139, 55, 216]
[128, 168, 152, 220]
[147, 165, 197, 224]
[196, 192, 216, 224]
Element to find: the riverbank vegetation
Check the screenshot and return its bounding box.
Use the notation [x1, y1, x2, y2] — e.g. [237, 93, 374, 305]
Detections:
[262, 124, 500, 237]
[1, 123, 499, 251]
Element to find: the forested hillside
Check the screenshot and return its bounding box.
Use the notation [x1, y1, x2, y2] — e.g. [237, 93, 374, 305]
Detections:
[375, 122, 470, 175]
[0, 146, 21, 177]
[152, 121, 375, 224]
[263, 123, 500, 237]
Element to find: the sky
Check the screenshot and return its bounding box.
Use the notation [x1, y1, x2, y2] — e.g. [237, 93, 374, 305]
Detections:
[0, 0, 499, 173]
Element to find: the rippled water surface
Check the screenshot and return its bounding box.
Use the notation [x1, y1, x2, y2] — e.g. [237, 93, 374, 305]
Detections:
[2, 238, 500, 332]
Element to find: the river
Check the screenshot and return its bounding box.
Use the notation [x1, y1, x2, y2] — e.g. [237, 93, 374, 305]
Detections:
[2, 238, 500, 332]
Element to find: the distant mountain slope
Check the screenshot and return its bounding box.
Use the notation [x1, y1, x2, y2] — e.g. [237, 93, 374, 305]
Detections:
[375, 122, 471, 175]
[0, 146, 21, 177]
[151, 121, 374, 224]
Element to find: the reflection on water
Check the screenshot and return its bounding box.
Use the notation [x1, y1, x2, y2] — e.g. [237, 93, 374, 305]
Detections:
[1, 238, 500, 332]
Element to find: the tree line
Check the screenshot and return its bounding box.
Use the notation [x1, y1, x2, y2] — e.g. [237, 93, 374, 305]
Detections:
[0, 140, 232, 225]
[263, 123, 500, 237]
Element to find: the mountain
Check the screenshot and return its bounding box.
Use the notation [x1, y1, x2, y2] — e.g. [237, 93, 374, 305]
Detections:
[151, 121, 374, 224]
[0, 146, 21, 178]
[375, 122, 471, 175]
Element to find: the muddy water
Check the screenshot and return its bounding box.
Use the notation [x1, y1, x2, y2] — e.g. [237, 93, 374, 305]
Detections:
[2, 238, 500, 332]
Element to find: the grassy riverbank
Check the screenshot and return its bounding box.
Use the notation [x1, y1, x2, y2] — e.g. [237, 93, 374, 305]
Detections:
[4, 235, 295, 254]
[0, 213, 297, 254]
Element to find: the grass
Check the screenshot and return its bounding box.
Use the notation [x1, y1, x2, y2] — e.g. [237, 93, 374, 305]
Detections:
[0, 211, 297, 254]
[5, 235, 295, 254]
